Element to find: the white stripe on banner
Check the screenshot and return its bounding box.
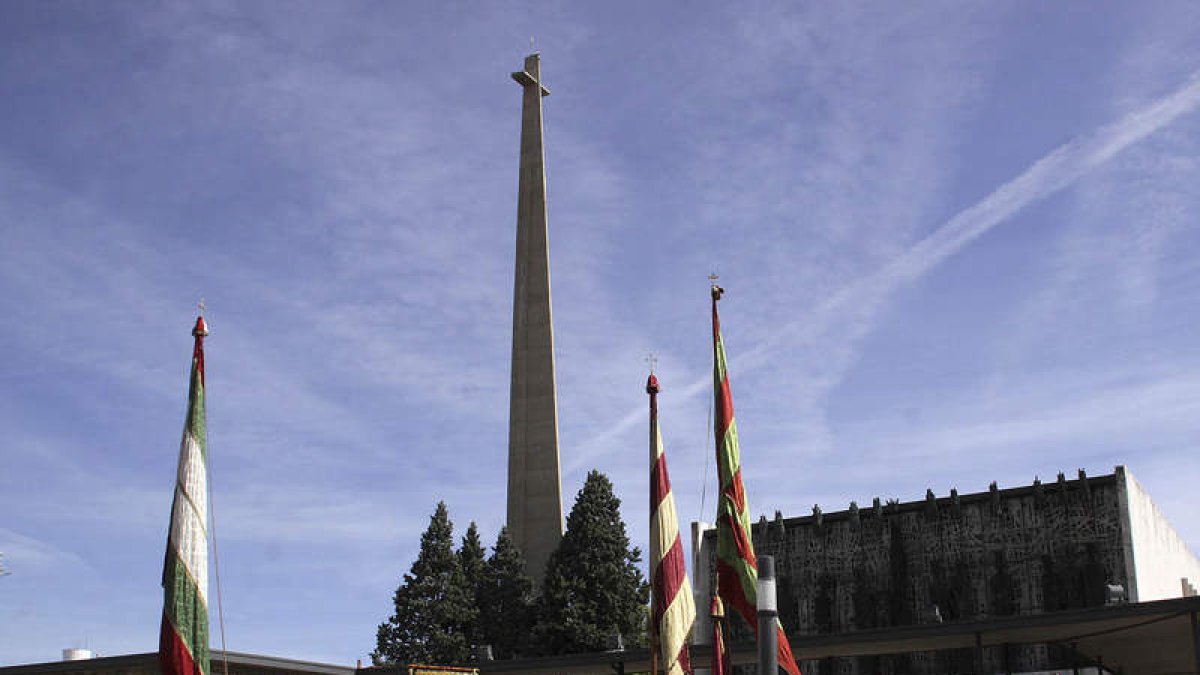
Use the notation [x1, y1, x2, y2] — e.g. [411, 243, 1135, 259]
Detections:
[170, 430, 208, 604]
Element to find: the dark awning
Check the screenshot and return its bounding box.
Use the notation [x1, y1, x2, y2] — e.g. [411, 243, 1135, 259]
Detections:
[477, 597, 1200, 675]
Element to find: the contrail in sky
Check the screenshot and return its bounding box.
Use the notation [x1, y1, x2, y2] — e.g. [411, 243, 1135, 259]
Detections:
[571, 71, 1200, 469]
[780, 70, 1200, 345]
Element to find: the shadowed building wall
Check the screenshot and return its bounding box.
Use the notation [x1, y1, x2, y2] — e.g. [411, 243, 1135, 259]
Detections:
[694, 466, 1200, 674]
[506, 52, 563, 583]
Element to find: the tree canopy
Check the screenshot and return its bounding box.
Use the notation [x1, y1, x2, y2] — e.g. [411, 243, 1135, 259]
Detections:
[457, 522, 486, 651]
[374, 471, 647, 661]
[532, 470, 649, 655]
[373, 502, 474, 666]
[477, 526, 537, 659]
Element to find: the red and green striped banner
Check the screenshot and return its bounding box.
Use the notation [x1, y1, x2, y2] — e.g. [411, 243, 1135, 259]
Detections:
[710, 286, 801, 675]
[160, 315, 210, 675]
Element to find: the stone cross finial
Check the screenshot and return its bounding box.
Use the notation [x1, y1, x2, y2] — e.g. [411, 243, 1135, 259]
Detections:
[511, 53, 550, 96]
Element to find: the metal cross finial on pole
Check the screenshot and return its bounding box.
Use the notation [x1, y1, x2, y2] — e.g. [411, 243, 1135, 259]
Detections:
[530, 36, 536, 52]
[193, 298, 210, 339]
[709, 272, 724, 301]
[645, 352, 658, 374]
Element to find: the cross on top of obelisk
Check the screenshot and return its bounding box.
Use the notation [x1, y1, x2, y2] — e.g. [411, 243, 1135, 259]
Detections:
[511, 53, 550, 96]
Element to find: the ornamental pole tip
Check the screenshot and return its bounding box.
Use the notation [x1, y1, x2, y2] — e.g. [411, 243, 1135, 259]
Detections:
[646, 373, 660, 395]
[710, 594, 725, 618]
[192, 315, 208, 338]
[708, 273, 723, 301]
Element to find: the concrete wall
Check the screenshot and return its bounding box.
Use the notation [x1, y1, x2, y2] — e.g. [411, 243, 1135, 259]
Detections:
[1117, 465, 1200, 601]
[697, 472, 1140, 674]
[690, 521, 713, 648]
[691, 469, 1199, 674]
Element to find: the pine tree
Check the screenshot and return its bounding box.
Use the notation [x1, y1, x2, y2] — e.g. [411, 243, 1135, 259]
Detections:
[457, 522, 486, 651]
[373, 502, 473, 666]
[477, 527, 536, 659]
[532, 470, 649, 655]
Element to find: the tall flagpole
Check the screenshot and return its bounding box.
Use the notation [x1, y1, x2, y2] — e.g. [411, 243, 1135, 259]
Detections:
[649, 370, 661, 675]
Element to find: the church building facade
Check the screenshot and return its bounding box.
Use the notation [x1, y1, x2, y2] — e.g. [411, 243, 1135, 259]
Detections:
[694, 466, 1200, 674]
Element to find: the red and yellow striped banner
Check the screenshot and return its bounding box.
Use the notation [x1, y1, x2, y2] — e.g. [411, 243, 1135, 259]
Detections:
[647, 374, 694, 675]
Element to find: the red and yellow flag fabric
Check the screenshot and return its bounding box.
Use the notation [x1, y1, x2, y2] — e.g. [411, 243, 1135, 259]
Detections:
[710, 286, 801, 675]
[647, 374, 695, 675]
[159, 315, 210, 675]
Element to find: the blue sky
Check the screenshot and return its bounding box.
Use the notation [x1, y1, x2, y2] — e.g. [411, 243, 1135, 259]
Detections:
[3, 1, 1200, 666]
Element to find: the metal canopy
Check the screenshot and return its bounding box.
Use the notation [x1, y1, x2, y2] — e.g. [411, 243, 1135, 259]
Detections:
[474, 597, 1200, 675]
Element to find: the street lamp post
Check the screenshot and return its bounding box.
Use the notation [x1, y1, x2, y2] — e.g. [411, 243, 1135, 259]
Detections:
[758, 555, 778, 675]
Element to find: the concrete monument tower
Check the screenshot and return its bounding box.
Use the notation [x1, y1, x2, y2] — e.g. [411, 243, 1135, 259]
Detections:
[507, 52, 563, 582]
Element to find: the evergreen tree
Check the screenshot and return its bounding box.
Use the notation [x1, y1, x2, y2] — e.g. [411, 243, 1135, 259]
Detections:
[532, 470, 648, 655]
[477, 527, 537, 659]
[457, 521, 486, 651]
[374, 502, 473, 666]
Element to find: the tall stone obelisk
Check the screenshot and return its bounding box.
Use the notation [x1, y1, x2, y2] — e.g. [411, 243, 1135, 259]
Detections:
[507, 52, 563, 582]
